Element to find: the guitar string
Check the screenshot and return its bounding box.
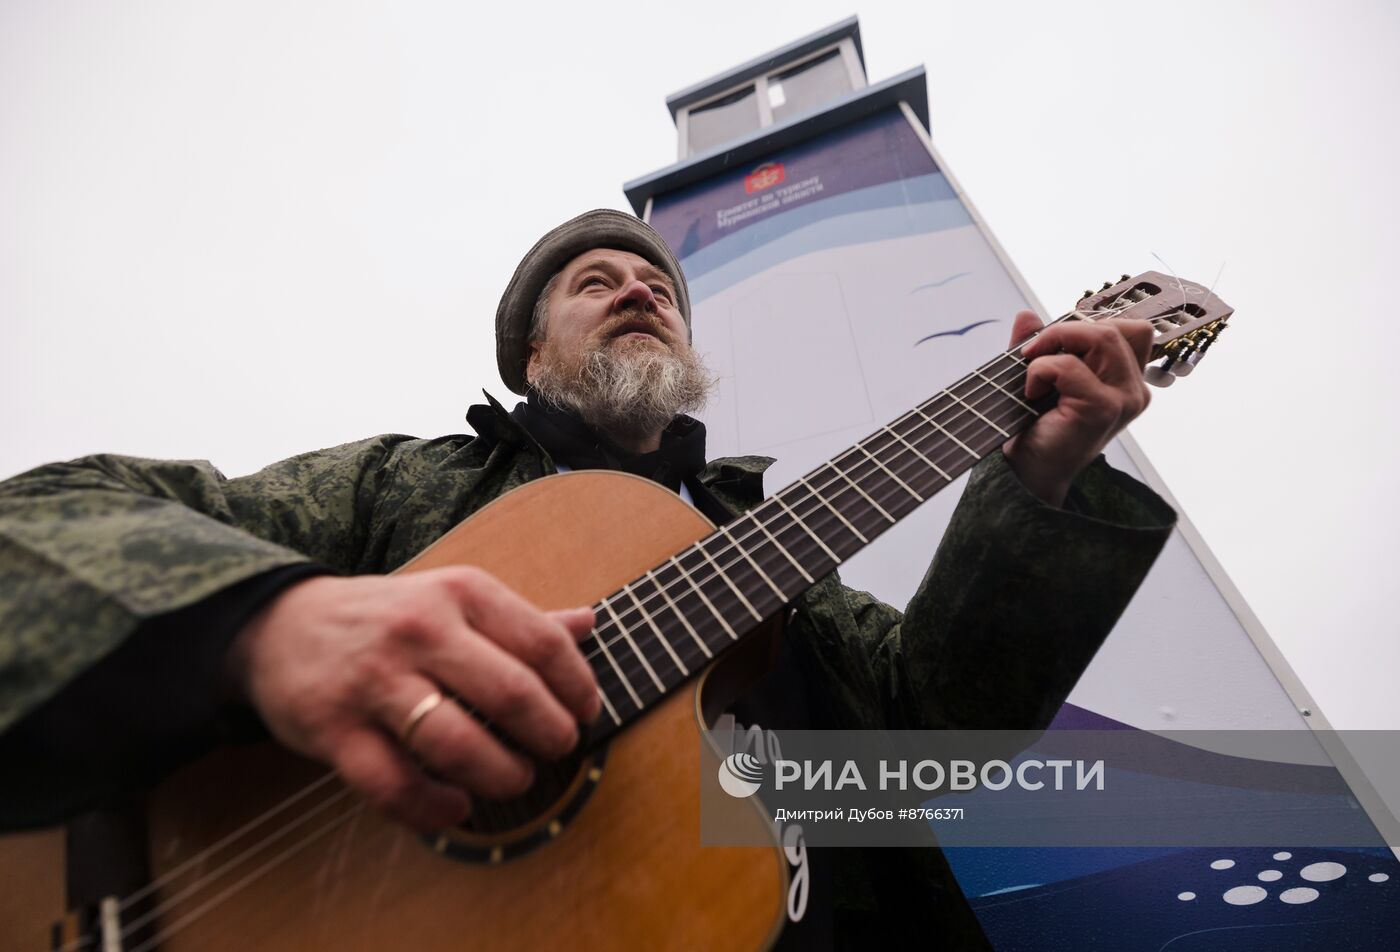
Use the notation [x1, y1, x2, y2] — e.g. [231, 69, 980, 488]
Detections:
[74, 299, 1155, 947]
[605, 281, 1186, 660]
[575, 338, 1047, 674]
[74, 345, 1036, 950]
[106, 785, 359, 946]
[126, 802, 371, 952]
[579, 292, 1177, 712]
[114, 341, 1052, 946]
[78, 288, 1182, 951]
[579, 293, 1163, 680]
[582, 350, 1040, 703]
[91, 331, 1052, 947]
[1151, 252, 1194, 317]
[97, 361, 1038, 952]
[70, 319, 1067, 948]
[111, 772, 343, 915]
[101, 294, 1181, 946]
[594, 282, 1206, 691]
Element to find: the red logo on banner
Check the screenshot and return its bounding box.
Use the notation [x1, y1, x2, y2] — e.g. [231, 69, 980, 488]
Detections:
[744, 162, 786, 194]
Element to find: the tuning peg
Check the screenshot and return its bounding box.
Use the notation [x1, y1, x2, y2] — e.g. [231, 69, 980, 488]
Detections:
[1144, 363, 1176, 388]
[1166, 339, 1198, 377]
[1120, 274, 1130, 282]
[1171, 325, 1224, 377]
[1101, 281, 1112, 290]
[1082, 289, 1094, 300]
[1172, 337, 1215, 377]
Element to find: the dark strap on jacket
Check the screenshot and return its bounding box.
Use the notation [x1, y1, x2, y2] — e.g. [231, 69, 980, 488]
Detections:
[509, 393, 707, 494]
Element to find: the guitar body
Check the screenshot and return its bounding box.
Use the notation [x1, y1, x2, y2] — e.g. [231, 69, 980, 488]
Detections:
[2, 472, 787, 951]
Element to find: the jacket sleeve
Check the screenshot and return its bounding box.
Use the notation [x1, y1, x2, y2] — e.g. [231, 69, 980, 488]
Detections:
[788, 449, 1177, 731]
[0, 436, 415, 735]
[0, 564, 322, 828]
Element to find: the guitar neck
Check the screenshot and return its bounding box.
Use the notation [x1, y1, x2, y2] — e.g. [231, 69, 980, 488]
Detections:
[581, 337, 1047, 744]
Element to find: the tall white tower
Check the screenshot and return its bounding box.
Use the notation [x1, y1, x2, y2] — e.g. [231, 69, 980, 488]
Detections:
[624, 16, 1399, 948]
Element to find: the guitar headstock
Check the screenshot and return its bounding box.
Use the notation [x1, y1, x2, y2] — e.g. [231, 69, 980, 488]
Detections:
[1070, 270, 1233, 387]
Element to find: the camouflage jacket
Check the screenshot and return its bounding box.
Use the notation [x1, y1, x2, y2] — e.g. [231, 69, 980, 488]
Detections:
[0, 394, 1175, 946]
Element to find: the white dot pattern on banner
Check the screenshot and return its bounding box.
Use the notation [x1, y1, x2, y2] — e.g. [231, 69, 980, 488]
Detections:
[1257, 870, 1282, 882]
[1177, 892, 1196, 901]
[1280, 887, 1320, 904]
[1209, 859, 1235, 870]
[1369, 873, 1390, 883]
[1223, 886, 1268, 905]
[1273, 851, 1292, 861]
[1300, 862, 1346, 882]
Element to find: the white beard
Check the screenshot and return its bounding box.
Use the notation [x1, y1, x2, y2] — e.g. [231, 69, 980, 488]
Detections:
[528, 335, 715, 442]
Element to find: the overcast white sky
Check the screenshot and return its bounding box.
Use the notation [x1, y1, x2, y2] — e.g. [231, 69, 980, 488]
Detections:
[2, 1, 1396, 740]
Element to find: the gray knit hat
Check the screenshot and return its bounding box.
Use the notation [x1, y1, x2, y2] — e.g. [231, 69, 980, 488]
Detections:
[495, 208, 691, 395]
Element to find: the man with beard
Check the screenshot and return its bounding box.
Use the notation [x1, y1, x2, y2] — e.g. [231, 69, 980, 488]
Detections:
[0, 209, 1174, 948]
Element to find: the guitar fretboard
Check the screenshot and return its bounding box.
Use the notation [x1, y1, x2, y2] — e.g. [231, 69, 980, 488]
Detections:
[581, 343, 1045, 745]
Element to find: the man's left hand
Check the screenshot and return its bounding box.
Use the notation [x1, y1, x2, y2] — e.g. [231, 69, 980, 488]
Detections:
[1001, 310, 1154, 507]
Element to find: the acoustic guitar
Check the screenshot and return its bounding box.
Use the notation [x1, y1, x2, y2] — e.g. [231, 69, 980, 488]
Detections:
[0, 273, 1231, 951]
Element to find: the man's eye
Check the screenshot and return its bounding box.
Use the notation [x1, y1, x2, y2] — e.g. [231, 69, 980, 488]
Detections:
[582, 277, 607, 289]
[651, 286, 672, 300]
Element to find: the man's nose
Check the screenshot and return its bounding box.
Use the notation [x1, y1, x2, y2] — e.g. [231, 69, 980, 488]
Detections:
[613, 279, 657, 313]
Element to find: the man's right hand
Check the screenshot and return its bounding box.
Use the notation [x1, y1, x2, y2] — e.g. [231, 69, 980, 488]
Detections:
[225, 567, 601, 832]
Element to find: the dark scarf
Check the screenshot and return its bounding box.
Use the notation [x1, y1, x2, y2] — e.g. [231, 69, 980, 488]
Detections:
[509, 392, 708, 494]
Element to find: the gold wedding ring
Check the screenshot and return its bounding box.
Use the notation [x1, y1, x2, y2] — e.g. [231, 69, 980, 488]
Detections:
[400, 690, 445, 748]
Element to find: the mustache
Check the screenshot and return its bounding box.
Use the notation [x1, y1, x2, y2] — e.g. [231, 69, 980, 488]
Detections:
[596, 311, 676, 344]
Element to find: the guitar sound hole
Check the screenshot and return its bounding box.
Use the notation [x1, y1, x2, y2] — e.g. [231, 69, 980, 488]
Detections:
[463, 751, 586, 835]
[428, 743, 608, 864]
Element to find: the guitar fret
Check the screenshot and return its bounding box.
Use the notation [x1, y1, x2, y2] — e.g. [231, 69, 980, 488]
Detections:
[668, 554, 740, 641]
[620, 581, 688, 677]
[588, 645, 625, 718]
[943, 387, 1010, 438]
[770, 493, 842, 565]
[694, 541, 763, 623]
[592, 666, 623, 726]
[973, 368, 1036, 413]
[644, 567, 711, 659]
[748, 509, 814, 584]
[881, 423, 951, 481]
[797, 474, 868, 543]
[592, 618, 644, 709]
[823, 460, 895, 523]
[599, 598, 665, 694]
[913, 405, 981, 460]
[854, 441, 923, 502]
[718, 523, 788, 601]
